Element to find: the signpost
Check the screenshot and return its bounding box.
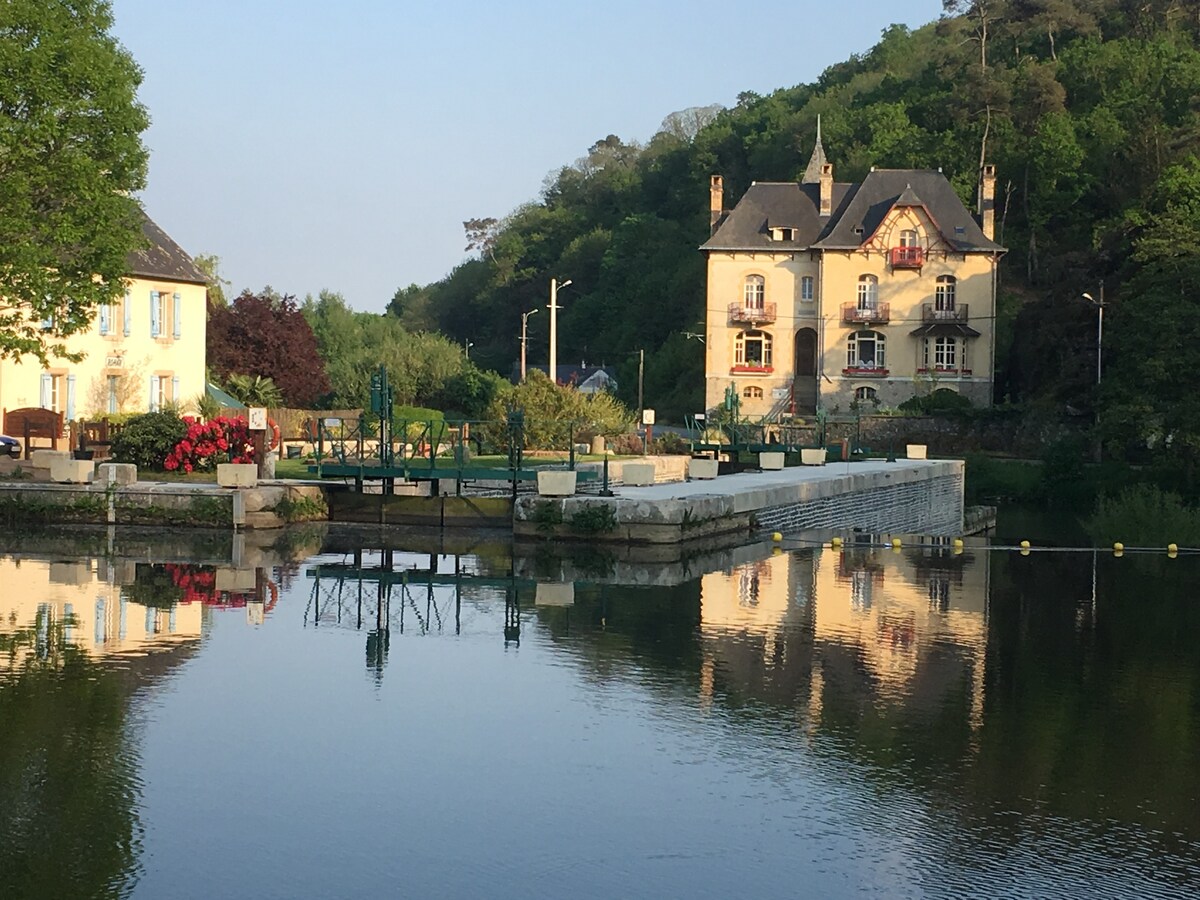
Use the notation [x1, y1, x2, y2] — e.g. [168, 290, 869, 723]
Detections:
[642, 408, 655, 453]
[248, 407, 268, 479]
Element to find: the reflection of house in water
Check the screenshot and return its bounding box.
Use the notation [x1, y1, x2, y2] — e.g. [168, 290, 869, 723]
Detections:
[699, 541, 989, 730]
[0, 556, 273, 670]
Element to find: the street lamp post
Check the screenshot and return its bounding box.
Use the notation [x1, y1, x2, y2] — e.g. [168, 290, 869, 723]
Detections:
[464, 340, 474, 360]
[520, 309, 538, 381]
[1082, 281, 1105, 463]
[548, 277, 571, 385]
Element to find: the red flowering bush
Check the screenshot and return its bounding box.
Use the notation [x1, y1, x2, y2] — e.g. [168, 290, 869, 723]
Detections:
[164, 416, 254, 473]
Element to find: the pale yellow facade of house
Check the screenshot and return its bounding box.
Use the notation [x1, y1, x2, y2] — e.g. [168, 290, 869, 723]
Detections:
[703, 135, 1004, 417]
[0, 211, 207, 424]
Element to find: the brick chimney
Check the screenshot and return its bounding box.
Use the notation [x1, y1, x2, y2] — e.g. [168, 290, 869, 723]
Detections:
[710, 175, 724, 234]
[819, 163, 833, 217]
[979, 164, 996, 241]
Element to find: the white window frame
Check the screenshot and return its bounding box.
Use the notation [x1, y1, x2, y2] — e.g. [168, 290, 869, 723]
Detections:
[847, 331, 885, 368]
[854, 386, 878, 402]
[734, 330, 773, 368]
[857, 275, 878, 310]
[935, 276, 956, 311]
[801, 275, 814, 302]
[899, 228, 919, 247]
[743, 275, 765, 310]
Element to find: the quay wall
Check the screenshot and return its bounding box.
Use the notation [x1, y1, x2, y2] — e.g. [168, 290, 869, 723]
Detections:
[515, 460, 965, 544]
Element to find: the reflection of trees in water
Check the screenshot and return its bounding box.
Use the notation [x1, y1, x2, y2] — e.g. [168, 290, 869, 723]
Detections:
[1, 614, 199, 899]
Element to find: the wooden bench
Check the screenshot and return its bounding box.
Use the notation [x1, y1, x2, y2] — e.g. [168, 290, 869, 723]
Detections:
[3, 407, 64, 459]
[70, 419, 118, 459]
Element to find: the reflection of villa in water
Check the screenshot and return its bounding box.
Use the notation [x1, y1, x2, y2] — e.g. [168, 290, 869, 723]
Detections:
[698, 541, 989, 730]
[0, 556, 273, 669]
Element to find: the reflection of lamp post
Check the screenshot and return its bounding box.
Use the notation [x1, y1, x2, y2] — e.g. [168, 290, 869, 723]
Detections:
[549, 277, 571, 385]
[1082, 281, 1104, 462]
[520, 309, 538, 381]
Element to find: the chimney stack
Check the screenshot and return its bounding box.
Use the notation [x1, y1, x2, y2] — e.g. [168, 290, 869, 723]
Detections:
[979, 164, 996, 240]
[710, 175, 724, 234]
[819, 163, 833, 217]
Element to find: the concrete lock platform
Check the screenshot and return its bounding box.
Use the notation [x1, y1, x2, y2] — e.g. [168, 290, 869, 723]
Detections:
[514, 459, 964, 544]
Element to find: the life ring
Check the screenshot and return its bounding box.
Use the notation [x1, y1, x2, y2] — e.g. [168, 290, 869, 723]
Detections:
[264, 578, 280, 613]
[267, 418, 281, 450]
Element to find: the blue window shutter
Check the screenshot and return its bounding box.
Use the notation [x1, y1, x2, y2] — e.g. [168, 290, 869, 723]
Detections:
[173, 293, 181, 338]
[149, 375, 157, 412]
[40, 373, 51, 408]
[150, 291, 160, 337]
[99, 303, 110, 335]
[66, 375, 76, 421]
[171, 376, 180, 404]
[123, 292, 131, 336]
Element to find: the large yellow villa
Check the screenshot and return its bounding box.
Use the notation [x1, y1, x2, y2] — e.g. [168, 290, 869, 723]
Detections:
[703, 129, 1005, 416]
[0, 211, 207, 421]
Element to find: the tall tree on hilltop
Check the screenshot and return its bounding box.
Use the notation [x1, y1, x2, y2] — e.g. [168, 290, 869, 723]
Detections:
[207, 291, 331, 407]
[0, 0, 149, 364]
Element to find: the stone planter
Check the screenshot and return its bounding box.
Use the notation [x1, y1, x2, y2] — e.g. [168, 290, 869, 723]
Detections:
[906, 444, 928, 460]
[688, 458, 719, 480]
[536, 470, 577, 497]
[50, 458, 94, 484]
[759, 451, 785, 470]
[800, 448, 827, 466]
[622, 462, 655, 486]
[217, 463, 258, 488]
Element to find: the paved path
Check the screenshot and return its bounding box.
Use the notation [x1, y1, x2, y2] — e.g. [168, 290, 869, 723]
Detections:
[616, 459, 947, 501]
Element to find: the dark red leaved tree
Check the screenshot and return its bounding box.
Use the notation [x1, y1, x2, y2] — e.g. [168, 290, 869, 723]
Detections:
[207, 291, 331, 407]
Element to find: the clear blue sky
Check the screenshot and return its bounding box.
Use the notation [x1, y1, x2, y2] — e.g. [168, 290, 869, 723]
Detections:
[112, 0, 946, 312]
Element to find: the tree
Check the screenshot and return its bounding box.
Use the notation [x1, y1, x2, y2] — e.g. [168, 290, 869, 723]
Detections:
[207, 291, 331, 407]
[0, 0, 150, 365]
[225, 373, 284, 408]
[193, 254, 230, 307]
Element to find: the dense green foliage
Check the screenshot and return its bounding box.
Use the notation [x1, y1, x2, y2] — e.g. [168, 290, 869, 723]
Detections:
[485, 370, 631, 449]
[387, 2, 1200, 430]
[110, 410, 187, 470]
[0, 0, 149, 364]
[1086, 484, 1200, 545]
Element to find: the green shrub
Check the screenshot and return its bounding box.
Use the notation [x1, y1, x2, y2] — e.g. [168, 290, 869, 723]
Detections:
[110, 411, 188, 470]
[898, 388, 973, 415]
[1086, 485, 1200, 546]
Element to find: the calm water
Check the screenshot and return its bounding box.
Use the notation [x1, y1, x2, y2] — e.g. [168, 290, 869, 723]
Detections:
[2, 526, 1199, 899]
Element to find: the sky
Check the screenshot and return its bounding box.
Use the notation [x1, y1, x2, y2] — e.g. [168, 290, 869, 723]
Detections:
[111, 0, 947, 313]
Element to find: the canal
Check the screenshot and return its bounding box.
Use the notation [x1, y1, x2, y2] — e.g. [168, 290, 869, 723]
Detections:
[2, 526, 1198, 898]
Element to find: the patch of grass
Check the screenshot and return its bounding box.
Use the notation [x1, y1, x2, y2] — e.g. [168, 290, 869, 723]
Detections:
[274, 493, 328, 523]
[1085, 485, 1200, 546]
[530, 500, 563, 534]
[568, 503, 617, 535]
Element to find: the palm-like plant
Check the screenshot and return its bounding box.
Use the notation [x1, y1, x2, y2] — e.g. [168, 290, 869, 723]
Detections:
[226, 373, 284, 407]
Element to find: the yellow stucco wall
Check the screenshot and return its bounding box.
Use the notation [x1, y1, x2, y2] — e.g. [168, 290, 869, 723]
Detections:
[0, 274, 207, 422]
[705, 205, 999, 415]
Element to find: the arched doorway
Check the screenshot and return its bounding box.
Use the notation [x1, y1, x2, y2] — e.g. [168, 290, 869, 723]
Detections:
[793, 328, 818, 414]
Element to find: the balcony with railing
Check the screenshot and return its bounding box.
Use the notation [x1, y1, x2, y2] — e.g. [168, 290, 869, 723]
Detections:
[728, 301, 777, 326]
[842, 302, 890, 325]
[891, 246, 924, 268]
[922, 303, 969, 323]
[842, 365, 889, 378]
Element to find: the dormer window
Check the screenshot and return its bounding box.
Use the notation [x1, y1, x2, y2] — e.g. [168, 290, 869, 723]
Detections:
[770, 226, 796, 242]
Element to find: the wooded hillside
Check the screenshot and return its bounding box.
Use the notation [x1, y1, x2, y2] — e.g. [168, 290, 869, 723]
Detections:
[392, 1, 1200, 442]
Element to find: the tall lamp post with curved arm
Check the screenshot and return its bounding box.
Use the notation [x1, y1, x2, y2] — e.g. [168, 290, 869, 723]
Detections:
[520, 308, 538, 381]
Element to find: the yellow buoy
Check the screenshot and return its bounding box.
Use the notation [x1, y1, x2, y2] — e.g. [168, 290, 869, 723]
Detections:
[891, 537, 902, 549]
[1168, 543, 1179, 554]
[1113, 542, 1124, 553]
[1019, 540, 1030, 550]
[831, 536, 843, 548]
[953, 538, 964, 549]
[772, 532, 783, 543]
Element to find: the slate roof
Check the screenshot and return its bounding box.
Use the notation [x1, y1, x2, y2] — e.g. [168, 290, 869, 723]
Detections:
[699, 182, 855, 251]
[815, 169, 1004, 252]
[702, 168, 1005, 255]
[126, 209, 208, 284]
